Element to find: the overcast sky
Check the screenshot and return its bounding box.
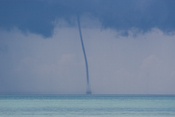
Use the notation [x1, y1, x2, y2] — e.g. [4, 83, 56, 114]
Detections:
[0, 0, 175, 94]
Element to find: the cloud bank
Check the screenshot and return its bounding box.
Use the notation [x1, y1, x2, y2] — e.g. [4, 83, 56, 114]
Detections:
[0, 0, 175, 37]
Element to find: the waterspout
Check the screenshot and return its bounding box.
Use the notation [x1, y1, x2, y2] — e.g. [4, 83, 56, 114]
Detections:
[77, 16, 91, 94]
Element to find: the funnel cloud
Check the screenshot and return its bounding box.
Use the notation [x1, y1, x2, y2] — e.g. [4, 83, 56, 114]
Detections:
[77, 16, 91, 94]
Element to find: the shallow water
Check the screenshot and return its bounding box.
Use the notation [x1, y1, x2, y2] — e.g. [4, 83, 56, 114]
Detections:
[0, 94, 175, 117]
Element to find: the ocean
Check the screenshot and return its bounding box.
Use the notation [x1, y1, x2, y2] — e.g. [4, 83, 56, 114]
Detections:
[0, 94, 175, 117]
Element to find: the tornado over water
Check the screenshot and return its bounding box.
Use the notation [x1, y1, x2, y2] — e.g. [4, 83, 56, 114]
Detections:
[77, 16, 92, 94]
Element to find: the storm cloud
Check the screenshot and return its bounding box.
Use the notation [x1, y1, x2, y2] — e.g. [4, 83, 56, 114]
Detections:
[1, 0, 175, 37]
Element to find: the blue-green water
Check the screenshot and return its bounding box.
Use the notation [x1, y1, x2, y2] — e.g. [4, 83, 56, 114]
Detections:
[0, 95, 175, 117]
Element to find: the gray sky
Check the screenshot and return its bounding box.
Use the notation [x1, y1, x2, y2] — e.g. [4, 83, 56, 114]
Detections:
[0, 0, 175, 94]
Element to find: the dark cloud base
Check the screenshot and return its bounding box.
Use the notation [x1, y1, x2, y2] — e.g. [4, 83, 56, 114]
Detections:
[0, 0, 175, 37]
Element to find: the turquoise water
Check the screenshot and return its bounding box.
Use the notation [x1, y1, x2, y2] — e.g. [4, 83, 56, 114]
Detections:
[0, 95, 175, 117]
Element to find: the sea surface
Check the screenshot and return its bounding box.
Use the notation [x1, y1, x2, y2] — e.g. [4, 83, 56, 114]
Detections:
[0, 94, 175, 117]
